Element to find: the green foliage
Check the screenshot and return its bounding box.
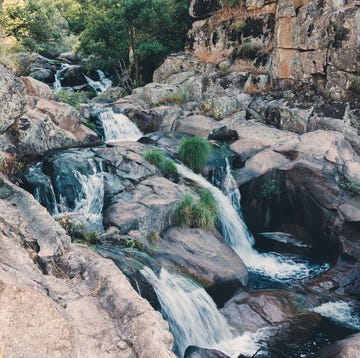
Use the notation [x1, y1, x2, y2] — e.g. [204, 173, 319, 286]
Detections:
[144, 149, 163, 167]
[0, 0, 70, 57]
[175, 189, 217, 230]
[201, 76, 210, 92]
[0, 180, 12, 200]
[258, 179, 281, 199]
[178, 136, 212, 173]
[144, 149, 178, 180]
[233, 19, 245, 33]
[77, 0, 192, 82]
[235, 42, 262, 60]
[54, 89, 90, 109]
[339, 174, 360, 196]
[160, 88, 190, 105]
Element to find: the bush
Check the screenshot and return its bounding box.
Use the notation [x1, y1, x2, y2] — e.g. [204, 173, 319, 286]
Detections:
[144, 149, 178, 180]
[55, 89, 90, 109]
[160, 87, 190, 105]
[258, 179, 281, 199]
[175, 189, 217, 230]
[235, 42, 262, 60]
[178, 136, 212, 173]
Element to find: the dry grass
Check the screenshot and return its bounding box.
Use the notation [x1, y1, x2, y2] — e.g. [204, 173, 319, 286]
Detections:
[230, 59, 269, 74]
[194, 47, 232, 64]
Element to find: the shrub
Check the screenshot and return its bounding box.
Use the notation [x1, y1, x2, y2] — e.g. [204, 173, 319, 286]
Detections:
[233, 19, 245, 33]
[258, 179, 281, 199]
[235, 42, 262, 60]
[55, 89, 90, 109]
[178, 136, 212, 173]
[144, 149, 178, 180]
[175, 189, 217, 230]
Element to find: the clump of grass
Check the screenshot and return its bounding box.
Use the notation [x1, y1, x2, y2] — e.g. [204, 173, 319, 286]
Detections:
[160, 88, 190, 105]
[178, 136, 212, 173]
[55, 89, 90, 110]
[233, 19, 245, 33]
[175, 189, 217, 230]
[235, 42, 262, 60]
[144, 149, 178, 180]
[258, 179, 281, 199]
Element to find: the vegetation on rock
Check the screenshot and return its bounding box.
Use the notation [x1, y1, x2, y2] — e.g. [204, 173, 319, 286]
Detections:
[175, 189, 217, 230]
[178, 136, 212, 173]
[144, 148, 178, 180]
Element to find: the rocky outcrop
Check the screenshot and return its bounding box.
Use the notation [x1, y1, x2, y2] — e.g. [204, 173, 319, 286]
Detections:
[0, 174, 175, 358]
[184, 346, 231, 358]
[0, 64, 26, 134]
[187, 0, 360, 100]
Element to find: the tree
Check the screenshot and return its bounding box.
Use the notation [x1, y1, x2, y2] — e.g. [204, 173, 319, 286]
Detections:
[0, 0, 70, 57]
[77, 0, 192, 84]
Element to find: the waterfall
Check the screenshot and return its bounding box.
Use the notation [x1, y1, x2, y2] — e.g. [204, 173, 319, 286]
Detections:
[33, 160, 105, 231]
[141, 267, 231, 357]
[53, 63, 71, 91]
[98, 109, 142, 142]
[175, 163, 323, 281]
[83, 70, 112, 93]
[70, 170, 105, 230]
[222, 158, 243, 217]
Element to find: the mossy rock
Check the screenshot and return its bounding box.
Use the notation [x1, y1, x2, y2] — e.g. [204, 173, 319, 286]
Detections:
[0, 179, 13, 199]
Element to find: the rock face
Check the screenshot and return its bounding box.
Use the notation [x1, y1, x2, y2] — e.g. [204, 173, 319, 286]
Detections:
[0, 174, 175, 358]
[189, 0, 221, 18]
[187, 0, 360, 100]
[0, 64, 26, 134]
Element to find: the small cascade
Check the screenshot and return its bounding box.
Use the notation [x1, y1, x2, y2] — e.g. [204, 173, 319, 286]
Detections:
[313, 301, 360, 331]
[70, 170, 105, 230]
[176, 163, 327, 281]
[98, 109, 142, 142]
[83, 70, 112, 93]
[141, 267, 233, 357]
[222, 158, 243, 217]
[53, 63, 71, 91]
[33, 160, 105, 231]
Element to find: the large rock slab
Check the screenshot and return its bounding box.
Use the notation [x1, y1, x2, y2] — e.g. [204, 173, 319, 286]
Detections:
[156, 227, 248, 305]
[104, 176, 188, 237]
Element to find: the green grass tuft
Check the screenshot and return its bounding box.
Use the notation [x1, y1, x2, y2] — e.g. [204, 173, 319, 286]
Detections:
[144, 149, 178, 180]
[175, 189, 217, 230]
[178, 136, 212, 173]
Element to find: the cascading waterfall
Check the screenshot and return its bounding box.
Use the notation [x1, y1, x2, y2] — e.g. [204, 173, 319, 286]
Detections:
[141, 267, 266, 358]
[98, 109, 142, 143]
[34, 160, 105, 231]
[53, 63, 71, 91]
[70, 169, 105, 230]
[175, 163, 328, 280]
[83, 70, 112, 93]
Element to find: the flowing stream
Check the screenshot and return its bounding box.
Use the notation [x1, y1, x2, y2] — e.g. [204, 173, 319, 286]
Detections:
[175, 163, 329, 281]
[98, 109, 143, 143]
